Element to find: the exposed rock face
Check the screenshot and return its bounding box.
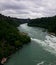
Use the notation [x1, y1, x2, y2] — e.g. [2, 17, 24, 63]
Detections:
[1, 58, 7, 64]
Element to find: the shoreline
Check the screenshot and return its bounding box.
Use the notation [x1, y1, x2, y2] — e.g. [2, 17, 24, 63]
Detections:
[0, 46, 22, 65]
[0, 41, 31, 65]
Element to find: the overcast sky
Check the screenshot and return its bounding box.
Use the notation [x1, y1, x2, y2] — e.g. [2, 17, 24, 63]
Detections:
[0, 0, 56, 19]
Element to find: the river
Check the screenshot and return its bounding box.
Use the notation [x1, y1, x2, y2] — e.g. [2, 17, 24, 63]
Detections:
[5, 23, 56, 65]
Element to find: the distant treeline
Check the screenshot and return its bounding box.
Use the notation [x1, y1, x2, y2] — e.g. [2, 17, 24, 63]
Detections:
[0, 14, 30, 27]
[0, 14, 20, 27]
[28, 16, 56, 34]
[0, 14, 31, 61]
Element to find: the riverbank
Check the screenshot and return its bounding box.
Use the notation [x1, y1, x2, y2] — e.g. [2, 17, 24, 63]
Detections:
[0, 14, 31, 65]
[28, 16, 56, 37]
[0, 39, 31, 65]
[5, 23, 56, 65]
[28, 24, 56, 37]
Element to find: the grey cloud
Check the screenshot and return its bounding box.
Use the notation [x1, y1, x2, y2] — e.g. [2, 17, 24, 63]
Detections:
[0, 2, 28, 11]
[0, 0, 56, 19]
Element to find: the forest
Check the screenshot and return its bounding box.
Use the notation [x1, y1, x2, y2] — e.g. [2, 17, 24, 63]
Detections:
[0, 14, 31, 63]
[28, 16, 56, 34]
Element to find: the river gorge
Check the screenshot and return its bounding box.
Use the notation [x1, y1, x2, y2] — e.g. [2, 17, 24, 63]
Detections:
[5, 23, 56, 65]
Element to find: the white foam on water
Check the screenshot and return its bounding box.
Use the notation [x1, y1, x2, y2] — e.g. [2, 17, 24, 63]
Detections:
[19, 24, 56, 55]
[31, 34, 56, 55]
[31, 38, 48, 47]
[36, 61, 45, 65]
[45, 35, 56, 50]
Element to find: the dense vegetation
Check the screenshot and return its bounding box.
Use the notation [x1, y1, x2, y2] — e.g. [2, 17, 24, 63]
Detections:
[28, 16, 56, 34]
[0, 14, 31, 61]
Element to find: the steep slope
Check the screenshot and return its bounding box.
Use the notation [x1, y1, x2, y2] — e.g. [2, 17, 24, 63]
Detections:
[0, 14, 31, 62]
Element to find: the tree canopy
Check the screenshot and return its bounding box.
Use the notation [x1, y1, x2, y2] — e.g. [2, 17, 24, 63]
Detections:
[0, 14, 31, 60]
[28, 16, 56, 34]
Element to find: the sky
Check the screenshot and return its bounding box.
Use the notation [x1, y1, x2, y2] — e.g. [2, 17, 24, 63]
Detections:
[0, 0, 56, 19]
